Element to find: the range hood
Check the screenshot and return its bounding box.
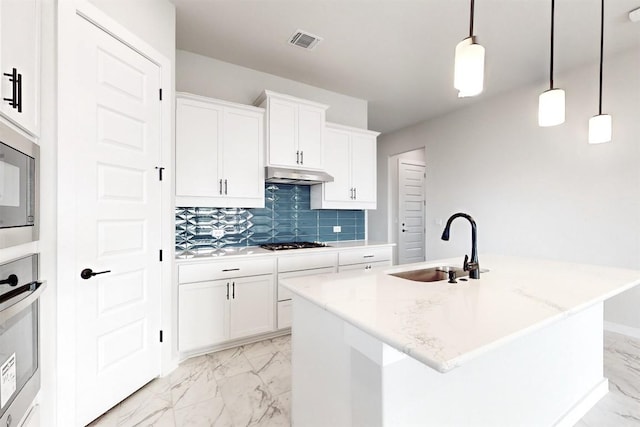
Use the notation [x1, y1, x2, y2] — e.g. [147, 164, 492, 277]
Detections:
[265, 166, 333, 185]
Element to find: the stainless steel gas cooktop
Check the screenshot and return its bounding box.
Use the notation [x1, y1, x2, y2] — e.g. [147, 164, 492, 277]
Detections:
[260, 242, 329, 251]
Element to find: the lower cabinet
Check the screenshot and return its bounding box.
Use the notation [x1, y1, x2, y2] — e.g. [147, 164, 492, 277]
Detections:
[178, 274, 274, 353]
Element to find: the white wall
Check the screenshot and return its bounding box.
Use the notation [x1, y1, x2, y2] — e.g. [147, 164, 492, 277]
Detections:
[371, 48, 640, 329]
[177, 50, 368, 128]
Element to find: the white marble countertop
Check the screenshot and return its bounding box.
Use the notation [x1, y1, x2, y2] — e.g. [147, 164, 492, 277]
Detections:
[175, 240, 394, 262]
[280, 254, 640, 373]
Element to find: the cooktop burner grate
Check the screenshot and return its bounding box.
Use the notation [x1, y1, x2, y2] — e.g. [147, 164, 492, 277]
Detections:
[260, 242, 328, 251]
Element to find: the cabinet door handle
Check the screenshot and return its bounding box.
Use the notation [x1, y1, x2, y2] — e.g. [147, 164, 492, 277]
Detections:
[224, 179, 228, 195]
[3, 68, 18, 110]
[226, 282, 229, 300]
[296, 150, 300, 164]
[349, 188, 353, 199]
[232, 281, 235, 299]
[354, 187, 357, 200]
[219, 179, 223, 195]
[300, 150, 304, 165]
[16, 71, 22, 113]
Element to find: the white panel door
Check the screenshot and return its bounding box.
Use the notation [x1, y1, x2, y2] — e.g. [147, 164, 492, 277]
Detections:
[179, 281, 229, 352]
[398, 161, 426, 264]
[323, 128, 351, 202]
[297, 105, 324, 169]
[268, 98, 297, 167]
[351, 134, 377, 204]
[222, 107, 263, 201]
[229, 275, 274, 339]
[75, 17, 162, 425]
[175, 97, 222, 197]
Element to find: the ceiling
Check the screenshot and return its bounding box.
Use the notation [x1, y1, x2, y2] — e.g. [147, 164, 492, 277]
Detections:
[174, 0, 640, 133]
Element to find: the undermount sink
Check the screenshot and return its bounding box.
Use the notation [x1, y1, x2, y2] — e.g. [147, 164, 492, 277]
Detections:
[389, 266, 468, 282]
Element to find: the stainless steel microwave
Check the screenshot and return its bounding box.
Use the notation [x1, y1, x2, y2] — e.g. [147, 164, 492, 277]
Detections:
[0, 124, 38, 249]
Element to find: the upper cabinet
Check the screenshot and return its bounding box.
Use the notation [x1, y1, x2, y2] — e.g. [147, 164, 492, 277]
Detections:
[310, 123, 380, 210]
[255, 90, 328, 171]
[0, 0, 40, 136]
[176, 93, 265, 208]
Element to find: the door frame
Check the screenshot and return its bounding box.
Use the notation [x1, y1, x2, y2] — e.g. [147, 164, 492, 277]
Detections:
[57, 2, 174, 425]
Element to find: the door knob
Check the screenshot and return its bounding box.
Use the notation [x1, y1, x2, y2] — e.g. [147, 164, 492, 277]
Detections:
[81, 268, 111, 280]
[0, 274, 18, 286]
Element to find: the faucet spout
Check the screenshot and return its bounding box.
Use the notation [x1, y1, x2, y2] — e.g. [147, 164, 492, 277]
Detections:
[441, 213, 480, 279]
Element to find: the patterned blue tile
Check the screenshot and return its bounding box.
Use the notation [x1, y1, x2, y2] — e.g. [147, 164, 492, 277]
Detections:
[176, 184, 366, 252]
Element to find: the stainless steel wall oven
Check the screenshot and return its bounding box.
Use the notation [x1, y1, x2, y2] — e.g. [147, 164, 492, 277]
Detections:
[0, 125, 38, 249]
[0, 254, 44, 427]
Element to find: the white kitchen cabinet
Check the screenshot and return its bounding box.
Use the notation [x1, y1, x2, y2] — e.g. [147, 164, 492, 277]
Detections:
[255, 90, 328, 171]
[178, 259, 275, 353]
[0, 0, 40, 136]
[310, 122, 379, 210]
[176, 93, 264, 208]
[337, 246, 392, 272]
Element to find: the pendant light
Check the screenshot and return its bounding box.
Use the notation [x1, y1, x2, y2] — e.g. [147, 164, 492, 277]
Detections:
[588, 0, 612, 144]
[538, 0, 565, 127]
[454, 0, 485, 97]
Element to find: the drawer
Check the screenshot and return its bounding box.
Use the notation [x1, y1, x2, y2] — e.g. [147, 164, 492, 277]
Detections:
[338, 246, 392, 266]
[277, 300, 292, 329]
[179, 258, 274, 284]
[278, 266, 336, 301]
[277, 252, 337, 273]
[338, 260, 391, 273]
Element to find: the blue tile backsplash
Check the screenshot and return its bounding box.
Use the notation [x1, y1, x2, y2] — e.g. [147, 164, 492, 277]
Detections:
[176, 184, 365, 253]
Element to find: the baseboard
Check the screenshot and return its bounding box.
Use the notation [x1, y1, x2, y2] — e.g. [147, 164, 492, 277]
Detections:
[553, 379, 608, 427]
[604, 321, 640, 340]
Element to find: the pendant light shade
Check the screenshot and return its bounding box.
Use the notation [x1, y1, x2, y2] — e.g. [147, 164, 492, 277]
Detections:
[454, 0, 484, 98]
[538, 0, 565, 127]
[589, 0, 611, 144]
[538, 88, 565, 127]
[588, 114, 612, 144]
[454, 37, 485, 97]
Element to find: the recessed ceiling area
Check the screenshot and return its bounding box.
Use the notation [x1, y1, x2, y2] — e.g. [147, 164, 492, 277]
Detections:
[174, 0, 640, 133]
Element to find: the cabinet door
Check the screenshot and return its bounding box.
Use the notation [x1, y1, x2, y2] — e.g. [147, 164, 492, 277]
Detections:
[0, 0, 40, 135]
[179, 280, 230, 352]
[175, 98, 223, 199]
[268, 98, 298, 167]
[297, 105, 324, 170]
[229, 275, 274, 339]
[221, 106, 264, 205]
[350, 133, 377, 204]
[323, 128, 351, 202]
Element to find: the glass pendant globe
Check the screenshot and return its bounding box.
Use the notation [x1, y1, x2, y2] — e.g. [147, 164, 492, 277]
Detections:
[538, 88, 565, 127]
[454, 37, 485, 98]
[588, 114, 612, 144]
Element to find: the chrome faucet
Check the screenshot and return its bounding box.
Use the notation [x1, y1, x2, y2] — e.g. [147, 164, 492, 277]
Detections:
[441, 213, 480, 279]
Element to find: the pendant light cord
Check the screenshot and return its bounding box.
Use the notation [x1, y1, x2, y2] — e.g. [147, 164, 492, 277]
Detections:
[599, 0, 604, 115]
[469, 0, 475, 37]
[550, 0, 555, 89]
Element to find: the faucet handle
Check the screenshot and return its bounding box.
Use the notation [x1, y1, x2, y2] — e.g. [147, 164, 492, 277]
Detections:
[463, 254, 469, 270]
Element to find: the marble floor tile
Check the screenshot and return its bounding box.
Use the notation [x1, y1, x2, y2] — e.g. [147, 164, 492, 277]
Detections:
[87, 332, 640, 427]
[173, 397, 233, 427]
[207, 346, 254, 381]
[247, 352, 292, 396]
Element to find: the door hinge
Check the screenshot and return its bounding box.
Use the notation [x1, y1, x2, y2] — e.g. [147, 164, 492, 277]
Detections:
[159, 88, 163, 100]
[159, 249, 163, 261]
[159, 330, 163, 343]
[155, 166, 165, 181]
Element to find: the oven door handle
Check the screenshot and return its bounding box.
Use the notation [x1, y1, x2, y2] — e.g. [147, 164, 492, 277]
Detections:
[0, 280, 47, 324]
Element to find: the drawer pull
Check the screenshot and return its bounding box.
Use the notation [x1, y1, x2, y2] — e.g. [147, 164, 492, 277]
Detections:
[363, 255, 375, 258]
[222, 268, 240, 272]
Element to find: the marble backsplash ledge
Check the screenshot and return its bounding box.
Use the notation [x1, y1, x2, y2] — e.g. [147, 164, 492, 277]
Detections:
[176, 184, 365, 253]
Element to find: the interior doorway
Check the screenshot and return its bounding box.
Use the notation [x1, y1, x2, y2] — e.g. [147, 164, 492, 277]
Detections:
[388, 149, 426, 265]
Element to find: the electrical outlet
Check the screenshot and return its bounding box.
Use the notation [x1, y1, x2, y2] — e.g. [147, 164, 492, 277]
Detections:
[333, 226, 341, 233]
[211, 229, 225, 238]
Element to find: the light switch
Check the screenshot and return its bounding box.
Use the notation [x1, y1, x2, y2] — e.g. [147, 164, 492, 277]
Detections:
[212, 229, 224, 238]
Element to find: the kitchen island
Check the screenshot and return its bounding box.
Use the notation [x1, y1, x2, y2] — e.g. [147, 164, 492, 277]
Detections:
[280, 255, 640, 426]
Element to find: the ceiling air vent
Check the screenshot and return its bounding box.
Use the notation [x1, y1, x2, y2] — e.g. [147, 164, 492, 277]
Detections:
[288, 29, 323, 50]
